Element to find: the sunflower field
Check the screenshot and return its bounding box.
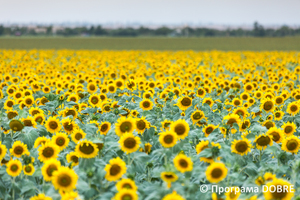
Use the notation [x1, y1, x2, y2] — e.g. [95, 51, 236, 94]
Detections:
[0, 50, 300, 200]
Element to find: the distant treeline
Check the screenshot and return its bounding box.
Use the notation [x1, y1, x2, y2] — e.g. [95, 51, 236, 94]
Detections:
[0, 22, 300, 37]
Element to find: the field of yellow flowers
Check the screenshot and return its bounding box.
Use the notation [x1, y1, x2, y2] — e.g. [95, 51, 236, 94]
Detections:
[0, 50, 299, 200]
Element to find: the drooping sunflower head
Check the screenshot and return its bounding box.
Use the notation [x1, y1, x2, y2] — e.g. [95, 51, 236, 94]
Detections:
[159, 131, 177, 148]
[34, 113, 45, 125]
[21, 116, 37, 128]
[205, 162, 228, 183]
[173, 154, 193, 173]
[116, 178, 138, 191]
[262, 120, 275, 130]
[115, 117, 136, 137]
[9, 119, 24, 132]
[254, 134, 273, 150]
[75, 140, 99, 159]
[104, 157, 127, 182]
[119, 132, 141, 154]
[170, 119, 190, 140]
[231, 138, 252, 156]
[203, 124, 218, 137]
[6, 110, 18, 120]
[52, 166, 78, 192]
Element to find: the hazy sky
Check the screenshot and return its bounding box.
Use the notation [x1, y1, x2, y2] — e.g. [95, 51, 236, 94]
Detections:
[1, 0, 300, 25]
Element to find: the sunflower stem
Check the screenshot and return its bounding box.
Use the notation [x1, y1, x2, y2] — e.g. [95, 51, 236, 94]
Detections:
[127, 153, 131, 165]
[12, 177, 15, 200]
[259, 150, 262, 161]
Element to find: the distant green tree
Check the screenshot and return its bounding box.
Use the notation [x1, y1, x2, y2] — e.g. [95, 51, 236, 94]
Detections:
[0, 25, 4, 35]
[253, 21, 266, 37]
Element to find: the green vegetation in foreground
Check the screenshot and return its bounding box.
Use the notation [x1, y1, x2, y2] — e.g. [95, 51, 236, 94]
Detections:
[0, 37, 300, 51]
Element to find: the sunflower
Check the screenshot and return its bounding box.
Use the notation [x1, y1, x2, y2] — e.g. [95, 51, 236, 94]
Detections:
[161, 171, 178, 185]
[115, 117, 136, 137]
[114, 189, 138, 200]
[67, 152, 79, 166]
[162, 191, 184, 200]
[23, 164, 35, 176]
[130, 110, 139, 117]
[144, 143, 152, 154]
[274, 96, 284, 105]
[203, 124, 218, 137]
[196, 141, 221, 163]
[75, 140, 99, 159]
[281, 122, 296, 136]
[135, 117, 149, 134]
[173, 154, 193, 173]
[9, 119, 24, 131]
[23, 95, 34, 107]
[10, 140, 29, 158]
[99, 121, 111, 135]
[263, 178, 294, 200]
[287, 102, 300, 116]
[33, 113, 45, 125]
[223, 113, 241, 128]
[205, 162, 228, 183]
[260, 98, 275, 113]
[119, 132, 141, 154]
[0, 142, 7, 161]
[116, 178, 138, 191]
[104, 157, 127, 181]
[274, 111, 284, 121]
[264, 172, 276, 182]
[71, 128, 86, 143]
[61, 107, 78, 119]
[21, 116, 37, 128]
[87, 82, 98, 93]
[6, 110, 18, 119]
[240, 120, 250, 132]
[139, 99, 153, 111]
[159, 131, 177, 148]
[4, 99, 15, 110]
[281, 135, 300, 154]
[30, 193, 52, 200]
[231, 98, 242, 107]
[34, 136, 51, 148]
[88, 94, 101, 107]
[254, 134, 273, 150]
[233, 107, 249, 119]
[61, 118, 77, 134]
[224, 186, 240, 200]
[38, 142, 60, 162]
[45, 116, 61, 133]
[52, 132, 70, 150]
[231, 138, 252, 156]
[203, 97, 214, 107]
[6, 159, 22, 177]
[196, 88, 206, 98]
[161, 119, 172, 131]
[262, 120, 275, 130]
[267, 127, 284, 143]
[177, 96, 192, 110]
[52, 166, 78, 192]
[170, 119, 189, 140]
[240, 92, 249, 101]
[191, 110, 205, 124]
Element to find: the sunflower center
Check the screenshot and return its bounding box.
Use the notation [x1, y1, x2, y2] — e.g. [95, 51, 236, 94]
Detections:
[66, 110, 76, 117]
[64, 122, 73, 131]
[193, 112, 202, 120]
[270, 132, 280, 142]
[271, 185, 287, 199]
[263, 101, 273, 111]
[89, 85, 96, 90]
[284, 126, 293, 134]
[71, 156, 79, 163]
[120, 122, 132, 132]
[137, 120, 146, 130]
[14, 146, 24, 155]
[122, 194, 132, 200]
[164, 174, 174, 179]
[242, 121, 250, 129]
[181, 97, 192, 106]
[25, 166, 32, 173]
[56, 138, 65, 146]
[143, 101, 150, 108]
[91, 97, 99, 104]
[164, 135, 174, 144]
[227, 118, 237, 127]
[290, 105, 298, 112]
[198, 89, 204, 95]
[49, 121, 58, 129]
[275, 113, 281, 117]
[11, 165, 19, 172]
[174, 124, 186, 135]
[116, 82, 123, 87]
[75, 133, 82, 140]
[43, 147, 54, 158]
[205, 127, 214, 134]
[287, 139, 298, 151]
[123, 183, 132, 189]
[276, 98, 283, 104]
[110, 164, 121, 176]
[23, 120, 33, 126]
[124, 138, 136, 149]
[58, 174, 71, 186]
[256, 136, 271, 146]
[7, 101, 14, 107]
[25, 99, 32, 105]
[179, 159, 188, 168]
[79, 143, 95, 154]
[235, 141, 248, 153]
[211, 168, 223, 178]
[101, 124, 108, 132]
[264, 122, 274, 129]
[233, 100, 240, 106]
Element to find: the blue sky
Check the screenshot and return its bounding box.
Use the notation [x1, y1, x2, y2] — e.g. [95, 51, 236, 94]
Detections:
[0, 0, 299, 25]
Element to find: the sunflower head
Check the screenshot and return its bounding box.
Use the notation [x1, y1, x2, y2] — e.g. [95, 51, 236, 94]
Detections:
[9, 120, 24, 132]
[116, 178, 138, 191]
[115, 117, 136, 137]
[52, 166, 78, 192]
[205, 162, 228, 183]
[173, 154, 193, 173]
[104, 157, 127, 182]
[119, 132, 141, 154]
[254, 134, 273, 150]
[170, 119, 190, 140]
[75, 140, 99, 159]
[231, 138, 252, 156]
